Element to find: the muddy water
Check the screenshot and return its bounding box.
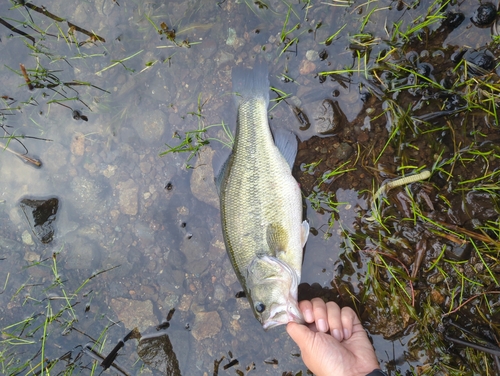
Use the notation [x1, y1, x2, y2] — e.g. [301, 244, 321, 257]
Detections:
[0, 0, 499, 375]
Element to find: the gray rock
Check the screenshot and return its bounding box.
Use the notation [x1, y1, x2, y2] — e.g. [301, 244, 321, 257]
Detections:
[133, 110, 166, 143]
[190, 147, 219, 209]
[118, 179, 138, 215]
[70, 176, 106, 215]
[64, 236, 101, 270]
[180, 229, 211, 275]
[0, 235, 22, 252]
[100, 245, 133, 278]
[215, 50, 234, 67]
[325, 143, 354, 169]
[306, 50, 320, 61]
[314, 99, 347, 135]
[41, 142, 69, 173]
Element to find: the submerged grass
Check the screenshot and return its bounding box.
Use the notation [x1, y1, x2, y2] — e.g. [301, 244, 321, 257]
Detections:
[0, 249, 119, 375]
[160, 93, 233, 168]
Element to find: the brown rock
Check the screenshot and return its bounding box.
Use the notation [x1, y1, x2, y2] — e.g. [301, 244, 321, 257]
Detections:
[110, 297, 157, 332]
[70, 132, 85, 156]
[191, 311, 222, 341]
[299, 60, 316, 75]
[430, 289, 445, 305]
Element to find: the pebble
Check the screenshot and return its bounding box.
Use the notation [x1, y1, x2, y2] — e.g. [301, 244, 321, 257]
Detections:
[299, 60, 316, 75]
[306, 50, 320, 62]
[23, 250, 39, 262]
[21, 230, 34, 245]
[178, 294, 193, 311]
[102, 165, 117, 178]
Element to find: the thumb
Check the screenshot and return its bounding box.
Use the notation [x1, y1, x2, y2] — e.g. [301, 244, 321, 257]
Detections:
[286, 322, 313, 348]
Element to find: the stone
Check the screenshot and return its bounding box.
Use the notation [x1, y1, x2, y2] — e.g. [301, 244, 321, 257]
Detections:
[191, 311, 222, 341]
[64, 236, 100, 270]
[21, 230, 34, 245]
[70, 133, 85, 156]
[190, 147, 219, 209]
[306, 50, 320, 61]
[110, 297, 157, 332]
[19, 197, 59, 243]
[133, 110, 166, 142]
[299, 60, 316, 75]
[180, 229, 211, 275]
[70, 176, 106, 215]
[23, 251, 39, 262]
[138, 333, 182, 375]
[313, 99, 347, 135]
[118, 179, 138, 215]
[42, 142, 69, 173]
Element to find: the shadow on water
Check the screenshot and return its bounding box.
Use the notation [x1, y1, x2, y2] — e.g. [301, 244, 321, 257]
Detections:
[1, 0, 500, 375]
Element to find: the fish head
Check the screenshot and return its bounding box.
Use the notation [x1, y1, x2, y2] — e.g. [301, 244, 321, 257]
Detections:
[245, 255, 304, 330]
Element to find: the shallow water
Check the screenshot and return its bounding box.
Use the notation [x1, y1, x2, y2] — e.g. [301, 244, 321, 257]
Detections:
[1, 0, 499, 375]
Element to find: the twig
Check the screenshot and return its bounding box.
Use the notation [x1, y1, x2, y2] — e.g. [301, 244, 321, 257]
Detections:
[20, 63, 34, 90]
[0, 140, 42, 167]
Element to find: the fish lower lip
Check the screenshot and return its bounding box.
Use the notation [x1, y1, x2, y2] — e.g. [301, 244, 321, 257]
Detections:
[288, 311, 305, 325]
[262, 320, 286, 330]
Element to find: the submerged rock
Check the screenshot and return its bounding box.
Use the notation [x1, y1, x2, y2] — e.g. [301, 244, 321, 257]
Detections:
[133, 109, 166, 142]
[138, 333, 182, 375]
[19, 197, 59, 243]
[191, 310, 222, 341]
[313, 99, 347, 135]
[190, 147, 219, 209]
[110, 297, 157, 332]
[118, 179, 139, 216]
[442, 12, 464, 30]
[471, 3, 497, 28]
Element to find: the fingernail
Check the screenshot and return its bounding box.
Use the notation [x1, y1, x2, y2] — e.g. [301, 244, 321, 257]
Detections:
[343, 328, 351, 339]
[317, 319, 328, 333]
[304, 309, 314, 323]
[332, 328, 342, 341]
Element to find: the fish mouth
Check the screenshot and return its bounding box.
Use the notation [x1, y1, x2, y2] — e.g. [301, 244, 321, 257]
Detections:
[262, 299, 304, 330]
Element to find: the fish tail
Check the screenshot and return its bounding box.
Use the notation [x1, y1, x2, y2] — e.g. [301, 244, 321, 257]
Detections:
[231, 61, 269, 108]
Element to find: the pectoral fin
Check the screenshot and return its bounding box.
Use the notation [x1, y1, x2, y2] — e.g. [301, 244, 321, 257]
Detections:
[301, 220, 309, 248]
[266, 223, 288, 256]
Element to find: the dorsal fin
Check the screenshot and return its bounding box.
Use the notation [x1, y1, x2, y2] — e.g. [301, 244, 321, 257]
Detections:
[272, 128, 298, 169]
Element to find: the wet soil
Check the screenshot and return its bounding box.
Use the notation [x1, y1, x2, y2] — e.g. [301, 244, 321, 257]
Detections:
[293, 7, 500, 373]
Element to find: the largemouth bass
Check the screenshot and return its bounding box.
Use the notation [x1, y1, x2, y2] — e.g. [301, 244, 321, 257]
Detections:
[216, 63, 309, 330]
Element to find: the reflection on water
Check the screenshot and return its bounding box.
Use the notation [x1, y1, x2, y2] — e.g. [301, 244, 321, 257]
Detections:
[1, 0, 499, 374]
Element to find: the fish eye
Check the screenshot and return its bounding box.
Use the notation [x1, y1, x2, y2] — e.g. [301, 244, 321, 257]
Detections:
[255, 302, 266, 313]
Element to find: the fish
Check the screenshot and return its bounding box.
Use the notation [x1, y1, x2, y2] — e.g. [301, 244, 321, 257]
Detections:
[216, 62, 309, 330]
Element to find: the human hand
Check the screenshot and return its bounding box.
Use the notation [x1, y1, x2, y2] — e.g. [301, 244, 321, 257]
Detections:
[287, 298, 380, 376]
